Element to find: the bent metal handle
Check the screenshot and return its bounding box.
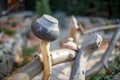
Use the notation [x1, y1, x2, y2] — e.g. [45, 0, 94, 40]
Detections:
[70, 34, 103, 80]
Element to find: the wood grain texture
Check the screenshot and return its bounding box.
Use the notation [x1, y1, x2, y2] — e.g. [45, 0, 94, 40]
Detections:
[40, 40, 51, 80]
[86, 26, 120, 77]
[8, 49, 76, 80]
[70, 34, 102, 80]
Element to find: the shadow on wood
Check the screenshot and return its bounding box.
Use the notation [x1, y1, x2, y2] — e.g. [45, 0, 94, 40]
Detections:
[6, 49, 76, 80]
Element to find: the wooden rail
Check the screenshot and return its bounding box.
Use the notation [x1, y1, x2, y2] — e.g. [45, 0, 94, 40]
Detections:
[6, 16, 120, 80]
[70, 34, 102, 80]
[7, 34, 103, 80]
[7, 49, 76, 80]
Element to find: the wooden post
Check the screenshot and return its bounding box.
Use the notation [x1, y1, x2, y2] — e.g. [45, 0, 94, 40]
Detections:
[70, 34, 102, 80]
[69, 15, 80, 43]
[6, 49, 76, 80]
[31, 14, 59, 80]
[40, 40, 51, 80]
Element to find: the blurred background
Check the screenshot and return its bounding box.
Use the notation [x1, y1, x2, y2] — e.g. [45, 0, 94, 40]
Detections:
[0, 0, 120, 80]
[0, 0, 120, 18]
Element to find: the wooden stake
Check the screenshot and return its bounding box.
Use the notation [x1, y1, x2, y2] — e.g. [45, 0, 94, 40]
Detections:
[40, 40, 51, 80]
[69, 15, 80, 43]
[70, 34, 102, 80]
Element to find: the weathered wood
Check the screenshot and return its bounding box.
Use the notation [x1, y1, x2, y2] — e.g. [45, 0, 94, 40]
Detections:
[86, 26, 120, 77]
[70, 34, 102, 80]
[6, 25, 120, 80]
[6, 73, 29, 80]
[83, 24, 120, 34]
[78, 24, 84, 35]
[102, 26, 120, 68]
[40, 40, 51, 80]
[69, 15, 80, 43]
[7, 49, 76, 80]
[31, 14, 59, 80]
[0, 37, 22, 79]
[0, 28, 31, 79]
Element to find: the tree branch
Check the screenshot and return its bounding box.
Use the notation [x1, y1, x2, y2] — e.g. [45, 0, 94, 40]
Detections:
[86, 26, 120, 77]
[83, 24, 120, 34]
[7, 49, 76, 80]
[70, 34, 102, 80]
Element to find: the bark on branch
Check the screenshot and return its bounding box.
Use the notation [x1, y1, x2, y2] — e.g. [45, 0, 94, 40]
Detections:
[70, 34, 102, 80]
[86, 26, 120, 77]
[7, 49, 76, 80]
[83, 24, 120, 34]
[7, 25, 120, 80]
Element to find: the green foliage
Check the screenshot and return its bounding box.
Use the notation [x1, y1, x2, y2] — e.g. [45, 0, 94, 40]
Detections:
[104, 29, 111, 34]
[90, 18, 99, 24]
[104, 20, 111, 33]
[50, 0, 105, 15]
[13, 59, 29, 68]
[89, 54, 120, 80]
[14, 46, 38, 68]
[24, 0, 36, 10]
[36, 0, 52, 16]
[24, 0, 120, 18]
[104, 20, 111, 26]
[49, 0, 120, 18]
[2, 28, 16, 35]
[22, 46, 38, 56]
[89, 70, 112, 80]
[7, 15, 15, 19]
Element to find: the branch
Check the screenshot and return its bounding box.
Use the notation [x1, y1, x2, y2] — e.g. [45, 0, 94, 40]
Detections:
[7, 49, 76, 80]
[69, 15, 80, 43]
[86, 26, 120, 77]
[70, 34, 102, 80]
[83, 24, 120, 34]
[102, 26, 120, 68]
[6, 25, 120, 80]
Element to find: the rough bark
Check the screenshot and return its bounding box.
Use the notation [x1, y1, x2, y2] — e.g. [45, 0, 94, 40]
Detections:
[70, 34, 102, 80]
[86, 26, 120, 77]
[7, 49, 76, 80]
